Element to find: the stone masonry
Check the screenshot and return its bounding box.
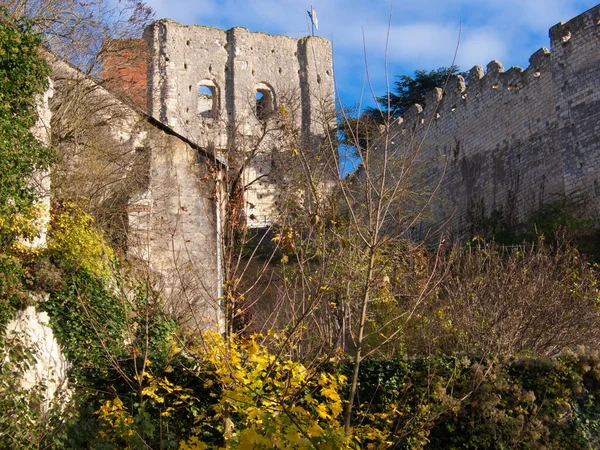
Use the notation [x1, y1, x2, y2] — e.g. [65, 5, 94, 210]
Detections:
[142, 21, 335, 226]
[391, 4, 600, 238]
[102, 39, 148, 110]
[50, 52, 222, 329]
[42, 4, 600, 333]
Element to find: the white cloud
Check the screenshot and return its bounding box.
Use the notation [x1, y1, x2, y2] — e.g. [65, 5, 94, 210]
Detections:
[330, 21, 507, 75]
[145, 0, 219, 24]
[455, 28, 508, 69]
[388, 23, 469, 66]
[141, 0, 599, 107]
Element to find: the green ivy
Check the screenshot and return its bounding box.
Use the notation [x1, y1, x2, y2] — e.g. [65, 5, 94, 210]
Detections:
[0, 11, 51, 331]
[43, 269, 128, 379]
[0, 252, 27, 328]
[0, 11, 51, 241]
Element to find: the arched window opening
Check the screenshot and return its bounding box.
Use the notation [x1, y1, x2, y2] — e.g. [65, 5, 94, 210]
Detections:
[198, 80, 218, 119]
[255, 83, 274, 120]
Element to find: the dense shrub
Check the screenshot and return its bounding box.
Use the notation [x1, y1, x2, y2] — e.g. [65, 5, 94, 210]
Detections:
[400, 238, 600, 357]
[343, 350, 600, 449]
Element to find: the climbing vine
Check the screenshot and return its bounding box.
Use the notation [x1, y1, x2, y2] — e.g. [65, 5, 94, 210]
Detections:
[0, 10, 51, 245]
[0, 10, 51, 329]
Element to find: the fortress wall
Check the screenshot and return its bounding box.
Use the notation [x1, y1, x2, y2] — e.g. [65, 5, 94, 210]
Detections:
[144, 21, 333, 145]
[297, 36, 336, 141]
[398, 51, 561, 236]
[393, 4, 600, 237]
[550, 8, 600, 222]
[227, 28, 304, 226]
[128, 125, 221, 328]
[228, 28, 302, 123]
[226, 30, 334, 225]
[50, 53, 221, 329]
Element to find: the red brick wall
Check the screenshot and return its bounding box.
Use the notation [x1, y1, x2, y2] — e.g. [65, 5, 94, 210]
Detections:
[102, 39, 148, 110]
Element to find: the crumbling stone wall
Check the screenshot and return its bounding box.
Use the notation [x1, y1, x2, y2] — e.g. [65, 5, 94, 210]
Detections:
[50, 54, 222, 329]
[29, 77, 53, 248]
[6, 304, 69, 412]
[5, 78, 69, 412]
[392, 4, 600, 238]
[143, 20, 335, 226]
[126, 120, 222, 329]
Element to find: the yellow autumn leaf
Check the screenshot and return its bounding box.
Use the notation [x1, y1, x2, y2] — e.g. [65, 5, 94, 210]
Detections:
[321, 386, 340, 402]
[307, 422, 325, 437]
[291, 405, 308, 415]
[247, 339, 259, 356]
[180, 436, 208, 450]
[285, 426, 300, 442]
[239, 428, 261, 450]
[316, 403, 330, 419]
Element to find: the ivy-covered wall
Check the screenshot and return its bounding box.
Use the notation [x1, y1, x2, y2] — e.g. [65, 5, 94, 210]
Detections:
[0, 9, 52, 328]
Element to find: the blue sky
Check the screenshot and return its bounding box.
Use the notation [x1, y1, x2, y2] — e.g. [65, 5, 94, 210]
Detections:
[143, 0, 598, 111]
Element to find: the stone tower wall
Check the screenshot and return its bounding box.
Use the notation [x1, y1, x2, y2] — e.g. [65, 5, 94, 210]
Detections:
[392, 4, 600, 238]
[51, 54, 221, 329]
[143, 21, 334, 225]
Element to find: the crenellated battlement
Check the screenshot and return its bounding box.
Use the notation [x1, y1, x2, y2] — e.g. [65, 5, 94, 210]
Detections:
[550, 4, 600, 49]
[396, 46, 554, 136]
[389, 4, 600, 238]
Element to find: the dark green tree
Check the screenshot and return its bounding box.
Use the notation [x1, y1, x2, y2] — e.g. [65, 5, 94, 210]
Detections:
[373, 65, 465, 118]
[340, 66, 465, 155]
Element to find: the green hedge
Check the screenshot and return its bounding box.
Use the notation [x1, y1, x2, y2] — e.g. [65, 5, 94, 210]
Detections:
[342, 352, 600, 449]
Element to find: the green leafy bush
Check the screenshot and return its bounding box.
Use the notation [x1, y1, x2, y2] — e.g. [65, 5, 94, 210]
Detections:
[0, 8, 52, 323]
[343, 350, 600, 449]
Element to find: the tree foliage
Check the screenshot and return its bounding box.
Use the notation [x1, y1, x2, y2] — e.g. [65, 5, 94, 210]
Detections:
[372, 65, 465, 119]
[1, 0, 154, 72]
[340, 66, 464, 152]
[342, 350, 600, 449]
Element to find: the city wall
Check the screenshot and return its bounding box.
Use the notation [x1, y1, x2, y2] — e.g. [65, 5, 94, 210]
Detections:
[393, 4, 600, 238]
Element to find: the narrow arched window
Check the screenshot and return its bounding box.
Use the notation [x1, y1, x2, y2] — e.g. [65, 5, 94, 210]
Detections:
[198, 80, 218, 118]
[255, 83, 275, 120]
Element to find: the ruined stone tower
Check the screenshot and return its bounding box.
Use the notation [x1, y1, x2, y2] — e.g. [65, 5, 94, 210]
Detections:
[143, 21, 335, 226]
[92, 22, 335, 330]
